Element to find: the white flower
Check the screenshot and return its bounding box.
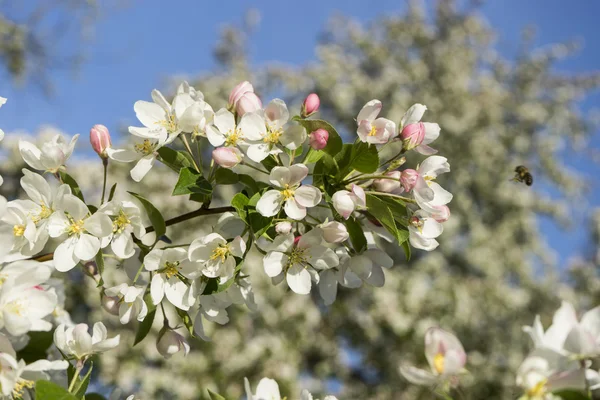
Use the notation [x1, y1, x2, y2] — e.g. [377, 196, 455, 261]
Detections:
[244, 377, 281, 400]
[400, 328, 466, 388]
[318, 249, 364, 306]
[0, 262, 57, 336]
[347, 248, 394, 288]
[256, 164, 322, 220]
[99, 200, 146, 259]
[193, 284, 243, 341]
[188, 233, 245, 279]
[412, 156, 453, 212]
[205, 108, 263, 151]
[144, 248, 199, 310]
[53, 322, 120, 360]
[300, 390, 338, 400]
[18, 133, 79, 173]
[47, 195, 113, 272]
[245, 99, 307, 162]
[156, 328, 190, 359]
[399, 103, 441, 155]
[104, 284, 148, 324]
[523, 301, 600, 358]
[408, 210, 444, 251]
[356, 99, 396, 144]
[2, 202, 43, 257]
[516, 348, 588, 399]
[331, 184, 366, 220]
[0, 334, 68, 398]
[263, 232, 338, 295]
[318, 220, 349, 243]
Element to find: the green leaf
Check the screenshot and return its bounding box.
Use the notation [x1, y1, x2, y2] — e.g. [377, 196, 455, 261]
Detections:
[94, 250, 105, 287]
[401, 240, 411, 261]
[231, 193, 250, 222]
[35, 380, 77, 400]
[238, 174, 263, 196]
[107, 183, 118, 202]
[59, 172, 85, 203]
[73, 363, 93, 399]
[84, 394, 107, 400]
[133, 292, 157, 346]
[344, 217, 367, 253]
[248, 211, 272, 237]
[261, 155, 280, 172]
[16, 331, 54, 363]
[157, 147, 195, 172]
[207, 389, 227, 400]
[552, 390, 591, 400]
[373, 196, 408, 227]
[173, 167, 212, 196]
[128, 192, 166, 239]
[304, 148, 324, 164]
[294, 118, 343, 157]
[176, 308, 195, 338]
[215, 168, 239, 184]
[366, 194, 407, 244]
[349, 141, 379, 173]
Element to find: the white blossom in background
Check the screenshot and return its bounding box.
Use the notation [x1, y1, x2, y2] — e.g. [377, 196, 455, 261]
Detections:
[399, 103, 441, 154]
[47, 195, 113, 272]
[53, 322, 120, 360]
[99, 200, 147, 259]
[143, 248, 199, 310]
[332, 184, 366, 220]
[244, 377, 338, 400]
[104, 284, 148, 324]
[400, 328, 467, 388]
[257, 164, 322, 220]
[18, 133, 79, 173]
[356, 99, 396, 144]
[188, 233, 245, 279]
[300, 389, 339, 400]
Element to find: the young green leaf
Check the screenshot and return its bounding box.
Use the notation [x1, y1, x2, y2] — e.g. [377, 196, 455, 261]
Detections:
[231, 193, 250, 222]
[157, 147, 195, 172]
[107, 183, 118, 202]
[344, 217, 367, 253]
[173, 167, 212, 196]
[128, 192, 166, 239]
[72, 362, 93, 399]
[248, 211, 273, 237]
[84, 394, 108, 400]
[215, 168, 239, 184]
[366, 194, 405, 244]
[175, 308, 195, 338]
[133, 293, 157, 345]
[35, 381, 77, 400]
[94, 250, 105, 287]
[552, 391, 592, 400]
[207, 389, 227, 400]
[59, 172, 85, 203]
[294, 118, 343, 157]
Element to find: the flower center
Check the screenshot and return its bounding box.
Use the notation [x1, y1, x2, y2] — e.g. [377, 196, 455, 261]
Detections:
[433, 353, 445, 374]
[13, 224, 25, 237]
[12, 379, 35, 398]
[113, 210, 131, 234]
[156, 114, 178, 133]
[32, 203, 53, 223]
[134, 139, 157, 155]
[6, 301, 24, 316]
[225, 128, 243, 147]
[368, 125, 378, 137]
[210, 245, 230, 263]
[409, 216, 423, 233]
[282, 184, 295, 201]
[288, 247, 308, 267]
[164, 261, 180, 279]
[263, 126, 283, 144]
[67, 219, 85, 236]
[526, 379, 547, 397]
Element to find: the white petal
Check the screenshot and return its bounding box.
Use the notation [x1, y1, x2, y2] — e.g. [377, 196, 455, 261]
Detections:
[130, 155, 156, 182]
[84, 213, 113, 238]
[264, 98, 289, 128]
[256, 190, 283, 217]
[286, 264, 311, 295]
[206, 125, 226, 147]
[213, 108, 236, 133]
[106, 148, 138, 163]
[246, 143, 271, 162]
[150, 274, 165, 305]
[400, 103, 427, 127]
[399, 366, 437, 386]
[134, 101, 165, 128]
[357, 99, 382, 122]
[318, 270, 338, 306]
[74, 234, 100, 261]
[280, 125, 307, 150]
[284, 199, 306, 220]
[287, 164, 309, 185]
[263, 252, 287, 277]
[54, 239, 79, 272]
[238, 112, 266, 141]
[294, 185, 322, 207]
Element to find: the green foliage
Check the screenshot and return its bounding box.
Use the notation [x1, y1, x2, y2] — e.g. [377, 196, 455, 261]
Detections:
[72, 363, 93, 399]
[59, 171, 85, 203]
[94, 250, 105, 287]
[176, 309, 196, 338]
[552, 391, 591, 400]
[16, 331, 54, 364]
[134, 292, 157, 346]
[365, 194, 409, 245]
[107, 183, 118, 202]
[84, 394, 107, 400]
[335, 142, 379, 175]
[173, 167, 212, 196]
[207, 389, 227, 400]
[344, 217, 367, 253]
[157, 147, 196, 172]
[128, 192, 166, 239]
[35, 381, 77, 400]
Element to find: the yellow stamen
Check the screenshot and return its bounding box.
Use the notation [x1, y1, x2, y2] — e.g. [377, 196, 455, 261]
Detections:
[113, 210, 131, 234]
[13, 225, 25, 237]
[287, 247, 307, 268]
[12, 379, 35, 398]
[210, 245, 230, 263]
[263, 126, 283, 144]
[526, 379, 547, 397]
[164, 261, 180, 279]
[155, 114, 177, 133]
[134, 139, 156, 155]
[282, 184, 295, 201]
[433, 353, 445, 374]
[67, 219, 85, 236]
[32, 203, 53, 223]
[368, 125, 378, 137]
[6, 301, 24, 316]
[225, 128, 243, 147]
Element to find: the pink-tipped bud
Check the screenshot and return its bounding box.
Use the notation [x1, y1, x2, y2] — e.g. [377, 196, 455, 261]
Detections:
[400, 122, 425, 151]
[294, 235, 302, 245]
[400, 169, 420, 192]
[309, 128, 329, 150]
[275, 221, 293, 235]
[430, 205, 451, 223]
[373, 171, 401, 193]
[228, 81, 254, 106]
[236, 92, 262, 116]
[302, 93, 320, 117]
[90, 124, 111, 159]
[212, 147, 242, 169]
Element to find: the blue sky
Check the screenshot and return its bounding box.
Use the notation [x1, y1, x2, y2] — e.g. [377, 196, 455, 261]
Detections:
[1, 0, 599, 264]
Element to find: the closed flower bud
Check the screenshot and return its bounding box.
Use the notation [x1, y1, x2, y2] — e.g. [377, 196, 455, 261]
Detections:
[236, 92, 262, 116]
[228, 81, 254, 106]
[212, 147, 242, 168]
[302, 93, 320, 117]
[430, 205, 451, 223]
[90, 124, 111, 159]
[400, 122, 425, 151]
[156, 328, 190, 359]
[373, 171, 401, 193]
[275, 221, 293, 235]
[400, 169, 420, 192]
[320, 221, 349, 243]
[101, 292, 120, 316]
[309, 128, 329, 150]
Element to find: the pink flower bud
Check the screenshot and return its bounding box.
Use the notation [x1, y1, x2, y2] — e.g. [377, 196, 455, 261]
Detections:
[430, 205, 451, 223]
[294, 235, 302, 245]
[302, 93, 320, 117]
[309, 128, 329, 150]
[373, 171, 401, 193]
[400, 169, 420, 192]
[228, 81, 254, 106]
[400, 122, 425, 151]
[90, 124, 111, 159]
[236, 92, 262, 116]
[156, 328, 190, 359]
[275, 221, 293, 235]
[212, 147, 242, 168]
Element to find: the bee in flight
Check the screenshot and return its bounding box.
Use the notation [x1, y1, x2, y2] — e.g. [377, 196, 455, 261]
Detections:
[512, 165, 533, 186]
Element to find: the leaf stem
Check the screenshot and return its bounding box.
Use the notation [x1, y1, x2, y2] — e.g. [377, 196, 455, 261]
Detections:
[145, 206, 236, 233]
[367, 191, 415, 203]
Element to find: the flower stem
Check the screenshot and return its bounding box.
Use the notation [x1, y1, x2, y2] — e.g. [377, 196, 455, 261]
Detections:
[100, 158, 108, 205]
[68, 360, 85, 392]
[241, 162, 269, 175]
[344, 174, 400, 184]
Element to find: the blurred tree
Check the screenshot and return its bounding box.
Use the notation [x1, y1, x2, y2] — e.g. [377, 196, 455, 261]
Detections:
[2, 1, 599, 399]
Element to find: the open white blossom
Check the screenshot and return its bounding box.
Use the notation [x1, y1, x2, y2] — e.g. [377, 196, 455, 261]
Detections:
[356, 99, 396, 144]
[188, 233, 245, 279]
[206, 108, 263, 152]
[18, 133, 79, 173]
[399, 103, 441, 154]
[408, 210, 444, 251]
[104, 284, 148, 324]
[54, 322, 120, 360]
[99, 200, 146, 259]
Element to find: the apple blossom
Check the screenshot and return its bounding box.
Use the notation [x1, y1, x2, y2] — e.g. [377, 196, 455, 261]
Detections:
[228, 81, 262, 116]
[90, 124, 111, 159]
[399, 103, 441, 154]
[400, 328, 467, 389]
[318, 220, 349, 243]
[373, 170, 402, 193]
[302, 93, 320, 117]
[256, 164, 322, 220]
[206, 108, 262, 150]
[411, 156, 453, 212]
[47, 194, 113, 272]
[309, 128, 329, 150]
[104, 284, 148, 324]
[143, 248, 199, 310]
[99, 200, 146, 259]
[188, 233, 245, 279]
[53, 322, 120, 360]
[18, 133, 79, 173]
[356, 99, 397, 144]
[408, 210, 444, 251]
[244, 377, 282, 400]
[275, 221, 293, 235]
[156, 328, 190, 359]
[331, 184, 366, 220]
[212, 146, 243, 168]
